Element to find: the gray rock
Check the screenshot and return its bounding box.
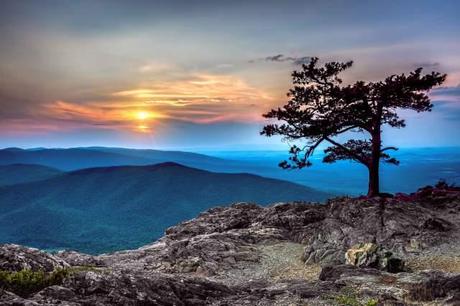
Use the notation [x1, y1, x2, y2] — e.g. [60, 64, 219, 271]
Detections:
[55, 250, 105, 268]
[0, 244, 69, 272]
[302, 192, 459, 265]
[345, 242, 405, 273]
[320, 264, 460, 305]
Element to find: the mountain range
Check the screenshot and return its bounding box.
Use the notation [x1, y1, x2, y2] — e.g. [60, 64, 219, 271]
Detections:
[0, 147, 229, 171]
[0, 161, 329, 254]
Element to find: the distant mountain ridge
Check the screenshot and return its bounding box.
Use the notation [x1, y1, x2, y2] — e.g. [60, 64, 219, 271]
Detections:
[0, 162, 330, 254]
[0, 147, 228, 171]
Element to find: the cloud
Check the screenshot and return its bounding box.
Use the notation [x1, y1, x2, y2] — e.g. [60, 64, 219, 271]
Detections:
[249, 54, 312, 65]
[412, 62, 440, 69]
[0, 118, 64, 135]
[215, 63, 234, 69]
[113, 74, 273, 124]
[430, 86, 460, 121]
[2, 74, 273, 135]
[138, 61, 176, 73]
[431, 86, 460, 103]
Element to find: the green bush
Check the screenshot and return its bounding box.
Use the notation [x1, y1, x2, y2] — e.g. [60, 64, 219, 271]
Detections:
[335, 294, 361, 306]
[0, 268, 71, 297]
[365, 299, 378, 306]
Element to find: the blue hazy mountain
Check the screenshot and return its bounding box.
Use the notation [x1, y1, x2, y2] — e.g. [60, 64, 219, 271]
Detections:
[0, 147, 229, 171]
[202, 147, 460, 195]
[0, 164, 62, 186]
[1, 147, 458, 195]
[0, 162, 330, 254]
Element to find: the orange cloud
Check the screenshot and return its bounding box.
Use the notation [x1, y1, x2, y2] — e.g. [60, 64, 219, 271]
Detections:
[114, 74, 272, 106]
[0, 118, 65, 135]
[39, 74, 273, 133]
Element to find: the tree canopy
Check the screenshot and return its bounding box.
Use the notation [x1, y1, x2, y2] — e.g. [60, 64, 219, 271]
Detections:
[261, 57, 446, 196]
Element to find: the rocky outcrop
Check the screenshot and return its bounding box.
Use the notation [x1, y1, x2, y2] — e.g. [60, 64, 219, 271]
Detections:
[303, 189, 459, 266]
[0, 185, 459, 305]
[319, 264, 460, 305]
[0, 244, 69, 272]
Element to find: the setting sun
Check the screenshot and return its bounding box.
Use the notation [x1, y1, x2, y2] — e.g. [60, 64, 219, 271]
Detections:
[136, 111, 150, 121]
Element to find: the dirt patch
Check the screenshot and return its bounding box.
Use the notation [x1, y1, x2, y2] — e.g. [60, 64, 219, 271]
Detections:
[406, 255, 460, 273]
[213, 242, 321, 286]
[258, 243, 321, 281]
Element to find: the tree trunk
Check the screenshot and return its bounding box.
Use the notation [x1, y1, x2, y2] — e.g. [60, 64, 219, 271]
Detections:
[367, 161, 380, 197]
[367, 122, 382, 197]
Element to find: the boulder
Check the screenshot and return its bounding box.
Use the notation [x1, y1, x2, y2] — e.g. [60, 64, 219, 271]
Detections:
[345, 242, 405, 273]
[345, 242, 379, 267]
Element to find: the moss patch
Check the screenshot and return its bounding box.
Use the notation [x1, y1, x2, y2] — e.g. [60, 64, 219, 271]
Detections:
[328, 287, 379, 306]
[0, 266, 101, 297]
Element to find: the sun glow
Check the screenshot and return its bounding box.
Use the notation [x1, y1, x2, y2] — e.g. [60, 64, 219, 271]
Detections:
[132, 111, 154, 133]
[136, 124, 150, 133]
[136, 111, 151, 120]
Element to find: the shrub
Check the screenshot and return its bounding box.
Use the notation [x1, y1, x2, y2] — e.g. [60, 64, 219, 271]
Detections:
[0, 268, 71, 297]
[365, 299, 378, 306]
[335, 293, 361, 306]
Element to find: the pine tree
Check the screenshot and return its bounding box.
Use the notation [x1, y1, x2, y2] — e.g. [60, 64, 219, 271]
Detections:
[261, 58, 446, 196]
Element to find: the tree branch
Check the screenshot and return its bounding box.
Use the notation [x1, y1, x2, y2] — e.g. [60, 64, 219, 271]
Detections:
[306, 137, 325, 156]
[380, 146, 398, 152]
[335, 126, 358, 134]
[324, 136, 368, 165]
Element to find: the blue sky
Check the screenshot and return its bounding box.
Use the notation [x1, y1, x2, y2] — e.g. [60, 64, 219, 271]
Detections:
[0, 0, 459, 150]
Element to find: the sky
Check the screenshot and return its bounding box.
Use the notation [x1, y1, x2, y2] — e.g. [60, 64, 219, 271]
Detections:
[0, 0, 459, 150]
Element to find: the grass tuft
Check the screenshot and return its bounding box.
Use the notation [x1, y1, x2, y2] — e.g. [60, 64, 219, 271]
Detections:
[331, 287, 379, 306]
